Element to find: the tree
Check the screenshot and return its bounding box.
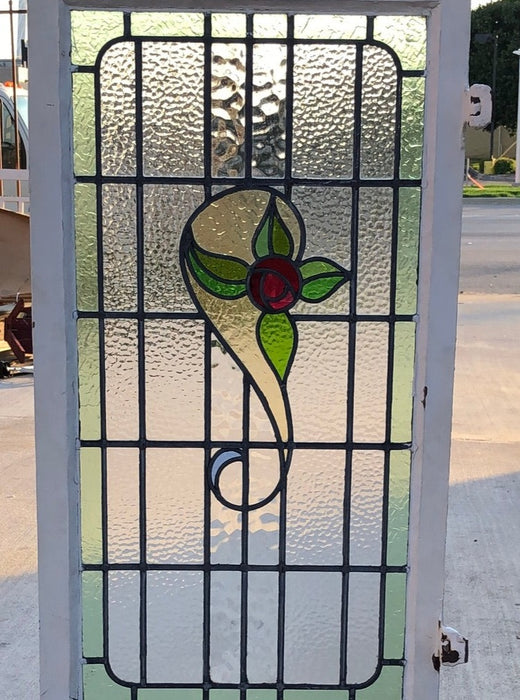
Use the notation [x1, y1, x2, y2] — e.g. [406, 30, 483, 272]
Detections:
[470, 0, 520, 133]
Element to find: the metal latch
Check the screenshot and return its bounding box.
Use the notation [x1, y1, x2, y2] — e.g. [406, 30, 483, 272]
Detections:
[432, 623, 469, 671]
[465, 84, 492, 128]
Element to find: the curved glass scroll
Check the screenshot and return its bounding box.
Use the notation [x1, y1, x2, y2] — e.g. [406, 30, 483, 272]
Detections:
[180, 188, 349, 511]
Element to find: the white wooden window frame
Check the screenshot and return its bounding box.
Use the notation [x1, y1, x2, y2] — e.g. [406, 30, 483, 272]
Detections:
[30, 1, 470, 698]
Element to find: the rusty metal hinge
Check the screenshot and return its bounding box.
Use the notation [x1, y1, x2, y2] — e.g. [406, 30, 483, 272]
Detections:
[432, 623, 469, 671]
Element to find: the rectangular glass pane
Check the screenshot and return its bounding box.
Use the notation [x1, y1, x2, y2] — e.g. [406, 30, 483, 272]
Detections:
[384, 573, 406, 659]
[212, 13, 246, 38]
[103, 185, 137, 311]
[349, 451, 384, 566]
[82, 571, 103, 657]
[387, 451, 411, 567]
[247, 573, 278, 683]
[392, 322, 415, 442]
[346, 573, 380, 684]
[71, 11, 124, 66]
[105, 319, 139, 441]
[107, 448, 140, 563]
[373, 15, 427, 70]
[401, 78, 425, 179]
[78, 318, 100, 441]
[73, 73, 95, 176]
[80, 448, 102, 564]
[131, 12, 204, 36]
[108, 571, 140, 684]
[396, 188, 421, 314]
[253, 14, 287, 38]
[353, 323, 388, 443]
[83, 665, 129, 699]
[210, 572, 241, 683]
[294, 15, 366, 40]
[75, 184, 98, 311]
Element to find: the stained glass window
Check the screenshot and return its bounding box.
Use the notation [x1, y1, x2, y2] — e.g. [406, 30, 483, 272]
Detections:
[72, 10, 425, 699]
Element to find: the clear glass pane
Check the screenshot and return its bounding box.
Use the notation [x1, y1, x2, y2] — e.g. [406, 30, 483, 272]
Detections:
[131, 12, 204, 36]
[73, 73, 95, 176]
[373, 15, 427, 70]
[100, 42, 136, 176]
[103, 184, 137, 311]
[210, 571, 241, 682]
[78, 319, 100, 441]
[83, 664, 129, 699]
[346, 573, 380, 684]
[401, 78, 425, 179]
[108, 571, 140, 683]
[349, 451, 384, 566]
[387, 451, 411, 567]
[82, 571, 103, 657]
[384, 573, 406, 659]
[105, 319, 139, 441]
[107, 448, 140, 563]
[293, 45, 356, 178]
[71, 11, 124, 66]
[353, 323, 388, 443]
[142, 42, 204, 176]
[75, 184, 98, 311]
[212, 13, 246, 38]
[147, 571, 204, 683]
[80, 448, 102, 564]
[247, 572, 278, 683]
[396, 188, 420, 314]
[295, 14, 366, 40]
[392, 322, 415, 442]
[253, 14, 287, 38]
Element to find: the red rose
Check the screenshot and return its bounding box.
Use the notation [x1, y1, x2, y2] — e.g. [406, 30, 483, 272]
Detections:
[247, 256, 301, 313]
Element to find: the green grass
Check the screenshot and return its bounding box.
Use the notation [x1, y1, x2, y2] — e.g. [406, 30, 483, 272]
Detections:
[463, 184, 520, 198]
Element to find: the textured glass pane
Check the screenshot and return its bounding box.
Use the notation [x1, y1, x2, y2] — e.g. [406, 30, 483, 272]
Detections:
[252, 44, 286, 178]
[401, 78, 425, 179]
[107, 448, 139, 563]
[145, 320, 204, 440]
[71, 11, 124, 66]
[73, 73, 95, 176]
[293, 45, 356, 178]
[147, 571, 203, 683]
[349, 451, 384, 566]
[248, 692, 276, 700]
[82, 571, 103, 657]
[211, 693, 239, 700]
[142, 43, 204, 176]
[360, 46, 397, 179]
[392, 323, 415, 442]
[286, 450, 344, 566]
[247, 573, 278, 683]
[103, 184, 137, 311]
[248, 494, 279, 565]
[212, 43, 246, 178]
[289, 323, 348, 441]
[357, 188, 393, 315]
[211, 340, 243, 443]
[285, 695, 345, 700]
[100, 42, 136, 176]
[384, 573, 406, 659]
[108, 571, 140, 683]
[253, 14, 287, 38]
[353, 323, 388, 443]
[210, 571, 241, 682]
[75, 184, 97, 311]
[105, 319, 139, 441]
[284, 573, 342, 683]
[356, 666, 403, 699]
[147, 449, 204, 564]
[131, 12, 204, 36]
[373, 15, 427, 70]
[294, 14, 366, 39]
[78, 319, 100, 440]
[211, 484, 241, 565]
[396, 188, 420, 314]
[81, 448, 102, 564]
[83, 664, 129, 699]
[212, 13, 246, 37]
[140, 692, 202, 700]
[143, 184, 205, 311]
[346, 573, 380, 684]
[387, 451, 411, 567]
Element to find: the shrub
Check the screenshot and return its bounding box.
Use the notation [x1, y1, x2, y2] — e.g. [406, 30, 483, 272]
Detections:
[493, 158, 516, 175]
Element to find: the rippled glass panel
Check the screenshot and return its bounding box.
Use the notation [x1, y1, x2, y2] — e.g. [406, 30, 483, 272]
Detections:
[72, 74, 95, 176]
[71, 11, 124, 66]
[75, 184, 97, 310]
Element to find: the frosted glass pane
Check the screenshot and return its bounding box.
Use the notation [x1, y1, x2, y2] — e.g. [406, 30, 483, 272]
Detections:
[356, 666, 403, 699]
[285, 695, 345, 700]
[83, 665, 129, 699]
[131, 12, 204, 36]
[145, 320, 204, 440]
[73, 73, 95, 176]
[103, 185, 137, 311]
[142, 43, 204, 176]
[211, 484, 241, 565]
[293, 45, 356, 178]
[75, 184, 97, 311]
[147, 571, 203, 683]
[346, 573, 380, 684]
[289, 323, 348, 442]
[392, 322, 415, 442]
[105, 319, 138, 441]
[100, 42, 136, 176]
[211, 693, 239, 700]
[360, 46, 397, 179]
[349, 451, 384, 566]
[211, 340, 242, 443]
[140, 692, 202, 700]
[212, 13, 246, 37]
[387, 451, 411, 567]
[384, 573, 406, 659]
[357, 188, 393, 315]
[71, 11, 124, 66]
[253, 14, 287, 38]
[146, 449, 204, 563]
[82, 571, 103, 658]
[248, 692, 276, 700]
[252, 44, 286, 178]
[373, 15, 426, 70]
[248, 457, 279, 565]
[210, 571, 241, 682]
[353, 323, 388, 443]
[286, 450, 344, 565]
[294, 14, 366, 39]
[212, 43, 246, 178]
[81, 448, 102, 564]
[401, 78, 425, 179]
[78, 319, 100, 440]
[108, 571, 140, 684]
[144, 184, 205, 311]
[284, 573, 342, 683]
[107, 448, 139, 563]
[396, 188, 420, 314]
[247, 573, 278, 683]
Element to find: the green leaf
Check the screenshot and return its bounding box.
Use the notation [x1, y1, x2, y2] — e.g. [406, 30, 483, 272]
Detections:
[258, 312, 296, 383]
[188, 250, 247, 299]
[272, 209, 292, 257]
[253, 199, 294, 259]
[300, 257, 346, 280]
[254, 217, 270, 259]
[300, 274, 346, 302]
[193, 245, 248, 282]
